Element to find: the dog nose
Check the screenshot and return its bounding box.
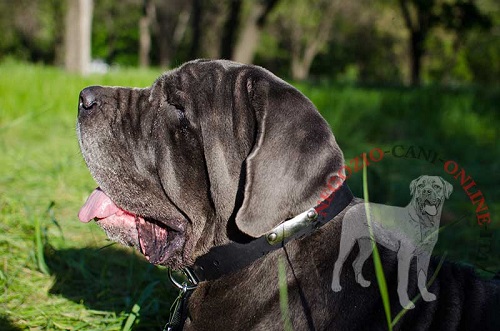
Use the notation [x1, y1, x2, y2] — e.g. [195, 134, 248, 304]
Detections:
[78, 86, 100, 113]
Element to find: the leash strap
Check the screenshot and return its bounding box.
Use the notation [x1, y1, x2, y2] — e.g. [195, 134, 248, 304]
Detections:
[163, 284, 192, 331]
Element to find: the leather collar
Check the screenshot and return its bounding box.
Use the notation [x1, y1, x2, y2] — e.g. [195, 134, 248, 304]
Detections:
[191, 182, 353, 282]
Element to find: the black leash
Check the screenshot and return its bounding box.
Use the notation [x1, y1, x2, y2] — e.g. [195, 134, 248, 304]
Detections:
[283, 245, 317, 331]
[165, 181, 353, 330]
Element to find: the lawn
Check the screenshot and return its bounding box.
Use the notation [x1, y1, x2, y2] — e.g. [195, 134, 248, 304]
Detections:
[0, 61, 498, 330]
[0, 62, 174, 330]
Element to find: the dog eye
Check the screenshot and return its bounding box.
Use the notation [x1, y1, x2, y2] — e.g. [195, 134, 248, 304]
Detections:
[171, 103, 189, 130]
[433, 184, 441, 190]
[173, 103, 185, 113]
[418, 184, 424, 188]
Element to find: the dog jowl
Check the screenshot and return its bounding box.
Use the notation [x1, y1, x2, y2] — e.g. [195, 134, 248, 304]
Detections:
[331, 175, 453, 309]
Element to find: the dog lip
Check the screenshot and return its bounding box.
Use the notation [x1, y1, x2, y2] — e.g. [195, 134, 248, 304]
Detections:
[79, 187, 188, 265]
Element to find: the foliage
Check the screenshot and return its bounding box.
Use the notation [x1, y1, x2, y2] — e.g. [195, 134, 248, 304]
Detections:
[397, 0, 492, 85]
[92, 0, 143, 66]
[0, 0, 65, 64]
[0, 0, 498, 85]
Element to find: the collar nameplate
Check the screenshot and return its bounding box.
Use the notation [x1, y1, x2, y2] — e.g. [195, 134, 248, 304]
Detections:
[266, 208, 318, 245]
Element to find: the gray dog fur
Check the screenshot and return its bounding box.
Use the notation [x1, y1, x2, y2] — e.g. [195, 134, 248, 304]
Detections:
[77, 59, 500, 330]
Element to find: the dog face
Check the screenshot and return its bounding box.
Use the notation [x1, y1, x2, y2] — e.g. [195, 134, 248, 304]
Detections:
[410, 176, 453, 217]
[77, 60, 344, 269]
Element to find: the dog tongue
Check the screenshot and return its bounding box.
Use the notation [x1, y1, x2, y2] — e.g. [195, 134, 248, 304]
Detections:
[424, 204, 437, 216]
[78, 187, 169, 263]
[78, 187, 120, 222]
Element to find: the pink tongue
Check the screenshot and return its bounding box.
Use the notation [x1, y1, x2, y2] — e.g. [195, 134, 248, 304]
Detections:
[78, 187, 121, 223]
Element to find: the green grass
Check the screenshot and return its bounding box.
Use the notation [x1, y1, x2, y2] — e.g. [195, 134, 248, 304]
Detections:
[0, 61, 498, 330]
[298, 80, 500, 274]
[0, 61, 174, 330]
[278, 257, 292, 331]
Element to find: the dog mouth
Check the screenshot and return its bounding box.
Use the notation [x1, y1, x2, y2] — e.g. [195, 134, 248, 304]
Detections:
[78, 187, 181, 265]
[422, 199, 439, 216]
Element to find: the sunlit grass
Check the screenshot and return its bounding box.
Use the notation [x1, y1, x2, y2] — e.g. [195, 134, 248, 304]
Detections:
[0, 61, 172, 330]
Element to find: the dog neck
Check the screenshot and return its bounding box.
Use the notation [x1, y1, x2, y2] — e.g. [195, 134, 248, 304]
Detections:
[189, 182, 354, 282]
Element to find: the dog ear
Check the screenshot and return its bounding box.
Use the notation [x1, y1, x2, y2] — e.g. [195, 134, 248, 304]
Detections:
[409, 176, 423, 196]
[234, 74, 344, 238]
[440, 177, 453, 199]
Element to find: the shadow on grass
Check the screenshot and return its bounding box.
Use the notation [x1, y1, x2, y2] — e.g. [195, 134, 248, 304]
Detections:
[0, 316, 22, 331]
[45, 245, 177, 330]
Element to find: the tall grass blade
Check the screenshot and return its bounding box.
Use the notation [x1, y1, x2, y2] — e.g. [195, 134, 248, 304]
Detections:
[362, 153, 392, 331]
[122, 303, 141, 331]
[122, 281, 159, 331]
[46, 201, 65, 241]
[278, 257, 293, 331]
[34, 215, 50, 275]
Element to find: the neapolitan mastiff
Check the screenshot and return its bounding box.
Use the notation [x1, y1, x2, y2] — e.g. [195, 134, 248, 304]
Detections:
[331, 175, 453, 309]
[77, 60, 500, 330]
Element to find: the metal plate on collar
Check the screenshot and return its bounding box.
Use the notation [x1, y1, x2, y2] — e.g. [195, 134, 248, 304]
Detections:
[266, 208, 318, 245]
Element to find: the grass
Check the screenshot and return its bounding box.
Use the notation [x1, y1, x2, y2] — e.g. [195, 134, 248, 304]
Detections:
[278, 257, 292, 331]
[0, 61, 174, 330]
[0, 61, 498, 330]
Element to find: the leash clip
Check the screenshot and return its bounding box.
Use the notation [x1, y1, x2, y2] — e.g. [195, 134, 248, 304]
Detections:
[164, 268, 199, 331]
[168, 267, 199, 291]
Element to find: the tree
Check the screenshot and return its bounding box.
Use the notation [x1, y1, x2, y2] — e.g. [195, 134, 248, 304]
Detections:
[139, 0, 154, 67]
[0, 0, 66, 64]
[153, 0, 191, 67]
[64, 0, 93, 74]
[232, 0, 279, 63]
[398, 0, 490, 86]
[189, 0, 229, 59]
[220, 0, 243, 59]
[271, 0, 339, 80]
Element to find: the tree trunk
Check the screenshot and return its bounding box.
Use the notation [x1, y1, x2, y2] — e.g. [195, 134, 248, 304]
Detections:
[410, 30, 424, 86]
[232, 0, 278, 64]
[64, 0, 93, 74]
[139, 0, 155, 68]
[398, 0, 428, 86]
[189, 0, 202, 59]
[291, 41, 319, 81]
[220, 0, 242, 59]
[289, 1, 336, 81]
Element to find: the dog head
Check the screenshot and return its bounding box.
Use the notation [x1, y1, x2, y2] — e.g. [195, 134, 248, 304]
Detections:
[76, 60, 345, 269]
[410, 175, 453, 217]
